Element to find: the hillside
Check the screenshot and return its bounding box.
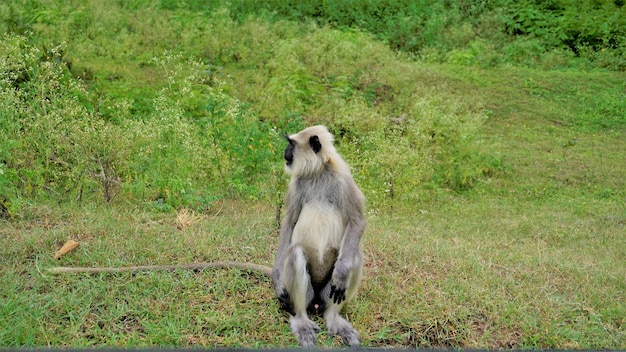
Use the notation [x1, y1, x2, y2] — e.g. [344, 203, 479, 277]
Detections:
[0, 1, 624, 348]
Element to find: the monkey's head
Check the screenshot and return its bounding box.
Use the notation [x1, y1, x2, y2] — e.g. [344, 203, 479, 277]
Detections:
[284, 125, 338, 178]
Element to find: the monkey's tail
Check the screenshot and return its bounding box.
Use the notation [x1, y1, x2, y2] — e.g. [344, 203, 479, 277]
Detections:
[48, 261, 272, 277]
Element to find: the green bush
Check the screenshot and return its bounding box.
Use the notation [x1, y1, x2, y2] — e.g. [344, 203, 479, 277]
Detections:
[0, 2, 506, 216]
[503, 0, 626, 70]
[0, 33, 289, 215]
[1, 34, 102, 204]
[218, 0, 625, 70]
[3, 0, 625, 70]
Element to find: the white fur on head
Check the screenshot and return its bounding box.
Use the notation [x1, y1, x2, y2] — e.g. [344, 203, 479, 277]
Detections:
[285, 125, 342, 178]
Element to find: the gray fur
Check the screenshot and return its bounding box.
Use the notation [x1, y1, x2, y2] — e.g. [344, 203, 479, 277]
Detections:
[272, 125, 365, 347]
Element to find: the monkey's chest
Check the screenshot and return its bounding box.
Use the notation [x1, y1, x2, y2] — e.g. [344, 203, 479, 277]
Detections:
[291, 204, 343, 283]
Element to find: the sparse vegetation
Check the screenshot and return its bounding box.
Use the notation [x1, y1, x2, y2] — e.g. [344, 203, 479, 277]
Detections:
[0, 0, 624, 349]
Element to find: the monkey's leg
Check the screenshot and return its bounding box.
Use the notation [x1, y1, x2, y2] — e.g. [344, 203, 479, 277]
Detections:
[323, 258, 363, 347]
[323, 301, 361, 347]
[281, 246, 320, 347]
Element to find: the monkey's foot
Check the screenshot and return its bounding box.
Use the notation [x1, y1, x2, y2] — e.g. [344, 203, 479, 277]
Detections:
[326, 315, 361, 347]
[289, 316, 320, 347]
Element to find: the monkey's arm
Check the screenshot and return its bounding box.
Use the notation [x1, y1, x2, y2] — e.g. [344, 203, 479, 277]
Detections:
[48, 261, 272, 277]
[272, 221, 296, 313]
[330, 181, 366, 304]
[272, 222, 293, 285]
[272, 185, 300, 285]
[329, 218, 365, 303]
[272, 186, 301, 313]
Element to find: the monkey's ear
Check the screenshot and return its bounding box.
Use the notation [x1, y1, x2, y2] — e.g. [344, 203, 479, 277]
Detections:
[309, 135, 322, 153]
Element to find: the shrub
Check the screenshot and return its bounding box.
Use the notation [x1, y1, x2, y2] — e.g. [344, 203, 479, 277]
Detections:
[0, 33, 289, 215]
[0, 33, 109, 206]
[0, 2, 506, 215]
[221, 0, 625, 70]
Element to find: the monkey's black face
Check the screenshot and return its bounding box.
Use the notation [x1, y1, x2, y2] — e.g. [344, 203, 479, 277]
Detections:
[284, 138, 294, 166]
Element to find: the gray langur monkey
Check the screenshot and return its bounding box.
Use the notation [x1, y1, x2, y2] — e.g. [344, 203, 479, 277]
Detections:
[272, 125, 366, 348]
[48, 125, 366, 347]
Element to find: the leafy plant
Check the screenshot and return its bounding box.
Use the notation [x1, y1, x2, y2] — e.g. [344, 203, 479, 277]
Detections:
[0, 34, 288, 214]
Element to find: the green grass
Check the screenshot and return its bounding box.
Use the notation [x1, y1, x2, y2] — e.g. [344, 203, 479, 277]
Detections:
[1, 0, 625, 349]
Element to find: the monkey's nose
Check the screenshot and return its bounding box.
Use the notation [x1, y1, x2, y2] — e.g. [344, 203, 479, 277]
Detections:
[284, 144, 294, 165]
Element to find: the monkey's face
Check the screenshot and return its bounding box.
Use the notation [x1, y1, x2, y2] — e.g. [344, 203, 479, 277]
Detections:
[284, 136, 321, 165]
[283, 127, 326, 177]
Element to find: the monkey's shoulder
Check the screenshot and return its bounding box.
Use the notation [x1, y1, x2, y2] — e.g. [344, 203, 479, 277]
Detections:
[294, 167, 356, 190]
[287, 167, 364, 218]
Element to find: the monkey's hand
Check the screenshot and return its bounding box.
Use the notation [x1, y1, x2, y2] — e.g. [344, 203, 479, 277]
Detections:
[330, 268, 348, 304]
[277, 288, 295, 315]
[330, 284, 346, 304]
[272, 269, 295, 314]
[330, 262, 352, 304]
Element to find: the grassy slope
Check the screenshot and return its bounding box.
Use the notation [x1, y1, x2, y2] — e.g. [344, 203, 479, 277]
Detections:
[360, 66, 625, 348]
[1, 2, 625, 349]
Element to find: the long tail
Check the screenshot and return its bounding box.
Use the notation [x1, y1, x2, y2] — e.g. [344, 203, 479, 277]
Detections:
[48, 261, 272, 277]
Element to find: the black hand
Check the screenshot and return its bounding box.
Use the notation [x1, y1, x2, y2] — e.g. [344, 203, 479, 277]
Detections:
[278, 289, 295, 315]
[330, 285, 346, 304]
